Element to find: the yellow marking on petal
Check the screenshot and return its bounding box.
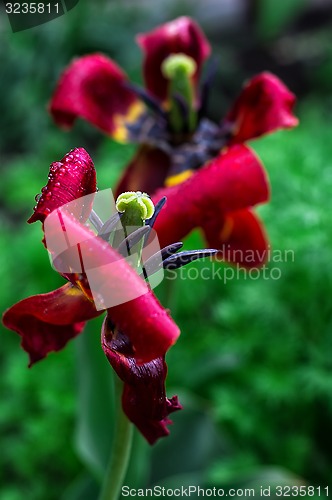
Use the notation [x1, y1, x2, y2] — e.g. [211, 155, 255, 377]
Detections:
[165, 169, 194, 187]
[63, 285, 82, 297]
[113, 101, 145, 143]
[219, 216, 234, 243]
[75, 280, 94, 302]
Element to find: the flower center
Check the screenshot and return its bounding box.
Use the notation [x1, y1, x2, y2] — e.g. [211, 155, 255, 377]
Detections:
[114, 191, 155, 268]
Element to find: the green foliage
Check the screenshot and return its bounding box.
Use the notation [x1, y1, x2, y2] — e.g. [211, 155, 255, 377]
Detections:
[255, 0, 308, 40]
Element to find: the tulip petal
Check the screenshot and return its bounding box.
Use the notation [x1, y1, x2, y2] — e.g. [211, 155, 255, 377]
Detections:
[202, 208, 269, 268]
[137, 16, 211, 102]
[102, 324, 181, 444]
[28, 147, 96, 224]
[152, 145, 269, 249]
[2, 284, 101, 366]
[226, 72, 299, 144]
[49, 54, 143, 140]
[44, 211, 180, 363]
[115, 146, 170, 197]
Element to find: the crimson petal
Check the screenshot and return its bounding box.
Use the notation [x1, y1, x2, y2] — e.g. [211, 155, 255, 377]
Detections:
[137, 16, 211, 102]
[49, 54, 143, 139]
[102, 324, 181, 444]
[115, 145, 170, 197]
[226, 72, 299, 144]
[202, 208, 269, 268]
[2, 284, 101, 366]
[28, 147, 96, 224]
[152, 145, 269, 249]
[44, 211, 180, 363]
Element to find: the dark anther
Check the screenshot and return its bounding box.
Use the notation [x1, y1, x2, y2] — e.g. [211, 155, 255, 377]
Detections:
[89, 210, 104, 232]
[98, 212, 123, 241]
[126, 83, 168, 121]
[163, 249, 218, 270]
[199, 57, 218, 120]
[146, 197, 167, 229]
[142, 242, 184, 277]
[116, 226, 151, 257]
[143, 196, 167, 246]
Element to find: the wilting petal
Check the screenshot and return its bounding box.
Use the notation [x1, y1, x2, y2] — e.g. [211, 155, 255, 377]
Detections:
[115, 145, 170, 197]
[152, 145, 269, 249]
[137, 17, 211, 102]
[2, 284, 101, 366]
[102, 325, 182, 444]
[226, 72, 298, 144]
[49, 54, 143, 140]
[44, 211, 180, 363]
[202, 208, 268, 268]
[28, 148, 96, 224]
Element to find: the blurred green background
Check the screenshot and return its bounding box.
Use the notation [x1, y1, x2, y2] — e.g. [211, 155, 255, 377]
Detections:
[1, 0, 332, 498]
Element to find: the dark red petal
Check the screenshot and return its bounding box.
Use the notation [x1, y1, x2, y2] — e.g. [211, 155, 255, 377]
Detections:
[202, 208, 269, 268]
[44, 211, 180, 363]
[115, 146, 170, 197]
[2, 284, 101, 366]
[152, 145, 270, 249]
[49, 54, 142, 138]
[226, 72, 299, 144]
[102, 325, 181, 444]
[137, 16, 211, 102]
[28, 148, 96, 224]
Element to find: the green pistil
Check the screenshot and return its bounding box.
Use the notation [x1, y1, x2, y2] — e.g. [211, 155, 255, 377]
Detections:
[115, 191, 154, 267]
[161, 53, 197, 133]
[116, 191, 154, 225]
[162, 53, 196, 80]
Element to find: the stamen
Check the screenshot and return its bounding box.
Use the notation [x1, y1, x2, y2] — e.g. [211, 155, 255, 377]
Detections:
[89, 209, 103, 232]
[126, 83, 168, 121]
[144, 196, 167, 246]
[199, 57, 218, 119]
[146, 196, 167, 228]
[142, 242, 183, 277]
[163, 249, 217, 270]
[98, 212, 123, 241]
[115, 191, 156, 268]
[141, 247, 217, 278]
[117, 226, 151, 257]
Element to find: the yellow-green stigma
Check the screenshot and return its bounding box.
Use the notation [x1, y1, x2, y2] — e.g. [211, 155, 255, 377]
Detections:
[161, 53, 197, 79]
[116, 191, 155, 222]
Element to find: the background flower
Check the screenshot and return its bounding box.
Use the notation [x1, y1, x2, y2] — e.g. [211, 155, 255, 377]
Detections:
[49, 17, 297, 269]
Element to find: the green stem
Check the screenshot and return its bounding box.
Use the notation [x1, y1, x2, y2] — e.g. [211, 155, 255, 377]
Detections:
[99, 377, 133, 500]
